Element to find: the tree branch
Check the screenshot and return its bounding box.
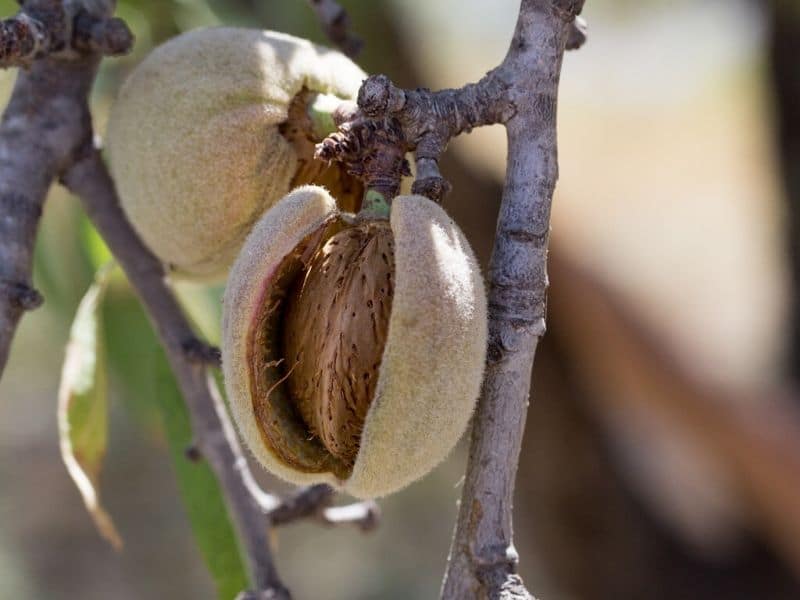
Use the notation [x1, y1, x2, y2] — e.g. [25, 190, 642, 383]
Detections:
[0, 0, 126, 378]
[305, 0, 362, 58]
[440, 1, 583, 598]
[316, 71, 514, 201]
[0, 2, 132, 68]
[61, 150, 292, 599]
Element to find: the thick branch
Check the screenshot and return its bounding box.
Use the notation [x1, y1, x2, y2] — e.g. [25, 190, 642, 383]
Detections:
[0, 2, 132, 68]
[305, 0, 362, 58]
[62, 151, 290, 600]
[0, 0, 120, 379]
[441, 1, 583, 598]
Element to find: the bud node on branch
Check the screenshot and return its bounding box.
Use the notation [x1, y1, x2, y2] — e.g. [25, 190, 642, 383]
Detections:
[0, 279, 43, 310]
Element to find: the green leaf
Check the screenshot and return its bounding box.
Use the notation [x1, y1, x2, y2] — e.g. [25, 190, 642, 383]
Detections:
[172, 279, 225, 346]
[79, 216, 113, 272]
[102, 286, 167, 437]
[154, 356, 250, 599]
[58, 262, 122, 550]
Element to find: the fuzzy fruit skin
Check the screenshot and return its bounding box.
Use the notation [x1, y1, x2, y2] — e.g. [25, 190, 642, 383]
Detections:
[222, 185, 488, 499]
[106, 28, 366, 280]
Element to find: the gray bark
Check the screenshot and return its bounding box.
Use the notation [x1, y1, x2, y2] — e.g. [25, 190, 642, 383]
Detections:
[441, 2, 583, 598]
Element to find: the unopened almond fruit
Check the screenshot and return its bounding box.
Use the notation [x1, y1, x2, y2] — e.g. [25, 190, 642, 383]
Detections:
[106, 27, 365, 280]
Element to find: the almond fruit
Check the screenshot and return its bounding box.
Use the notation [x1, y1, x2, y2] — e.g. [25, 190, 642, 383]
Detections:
[222, 186, 487, 498]
[106, 28, 365, 280]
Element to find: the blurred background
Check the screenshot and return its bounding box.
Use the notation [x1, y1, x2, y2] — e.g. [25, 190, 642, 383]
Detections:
[2, 0, 800, 598]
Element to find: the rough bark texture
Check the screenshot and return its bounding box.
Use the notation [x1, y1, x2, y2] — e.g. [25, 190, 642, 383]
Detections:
[440, 1, 582, 598]
[0, 0, 132, 375]
[0, 0, 109, 379]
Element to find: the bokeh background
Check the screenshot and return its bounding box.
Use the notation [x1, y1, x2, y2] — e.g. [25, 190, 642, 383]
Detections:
[3, 0, 800, 598]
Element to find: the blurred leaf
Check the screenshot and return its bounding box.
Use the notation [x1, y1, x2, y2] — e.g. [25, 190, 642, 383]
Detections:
[79, 216, 113, 271]
[173, 0, 222, 30]
[102, 287, 166, 437]
[57, 262, 123, 551]
[34, 193, 93, 313]
[154, 357, 249, 599]
[173, 280, 225, 346]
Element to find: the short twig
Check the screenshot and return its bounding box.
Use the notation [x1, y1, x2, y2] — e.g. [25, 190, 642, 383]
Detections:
[319, 500, 380, 532]
[268, 484, 335, 524]
[318, 71, 514, 202]
[566, 15, 588, 50]
[315, 115, 410, 199]
[305, 0, 362, 58]
[268, 484, 380, 532]
[318, 13, 587, 204]
[72, 10, 133, 56]
[181, 337, 222, 368]
[0, 280, 43, 311]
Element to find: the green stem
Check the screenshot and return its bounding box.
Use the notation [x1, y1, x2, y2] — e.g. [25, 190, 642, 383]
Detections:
[359, 188, 391, 219]
[307, 93, 349, 139]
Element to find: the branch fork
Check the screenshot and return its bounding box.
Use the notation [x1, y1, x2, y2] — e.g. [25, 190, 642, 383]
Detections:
[0, 1, 132, 68]
[317, 72, 515, 202]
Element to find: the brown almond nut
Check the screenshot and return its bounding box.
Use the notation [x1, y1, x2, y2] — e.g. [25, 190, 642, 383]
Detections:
[283, 221, 394, 465]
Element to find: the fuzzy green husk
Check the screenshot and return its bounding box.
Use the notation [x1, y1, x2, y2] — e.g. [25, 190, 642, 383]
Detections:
[107, 28, 366, 279]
